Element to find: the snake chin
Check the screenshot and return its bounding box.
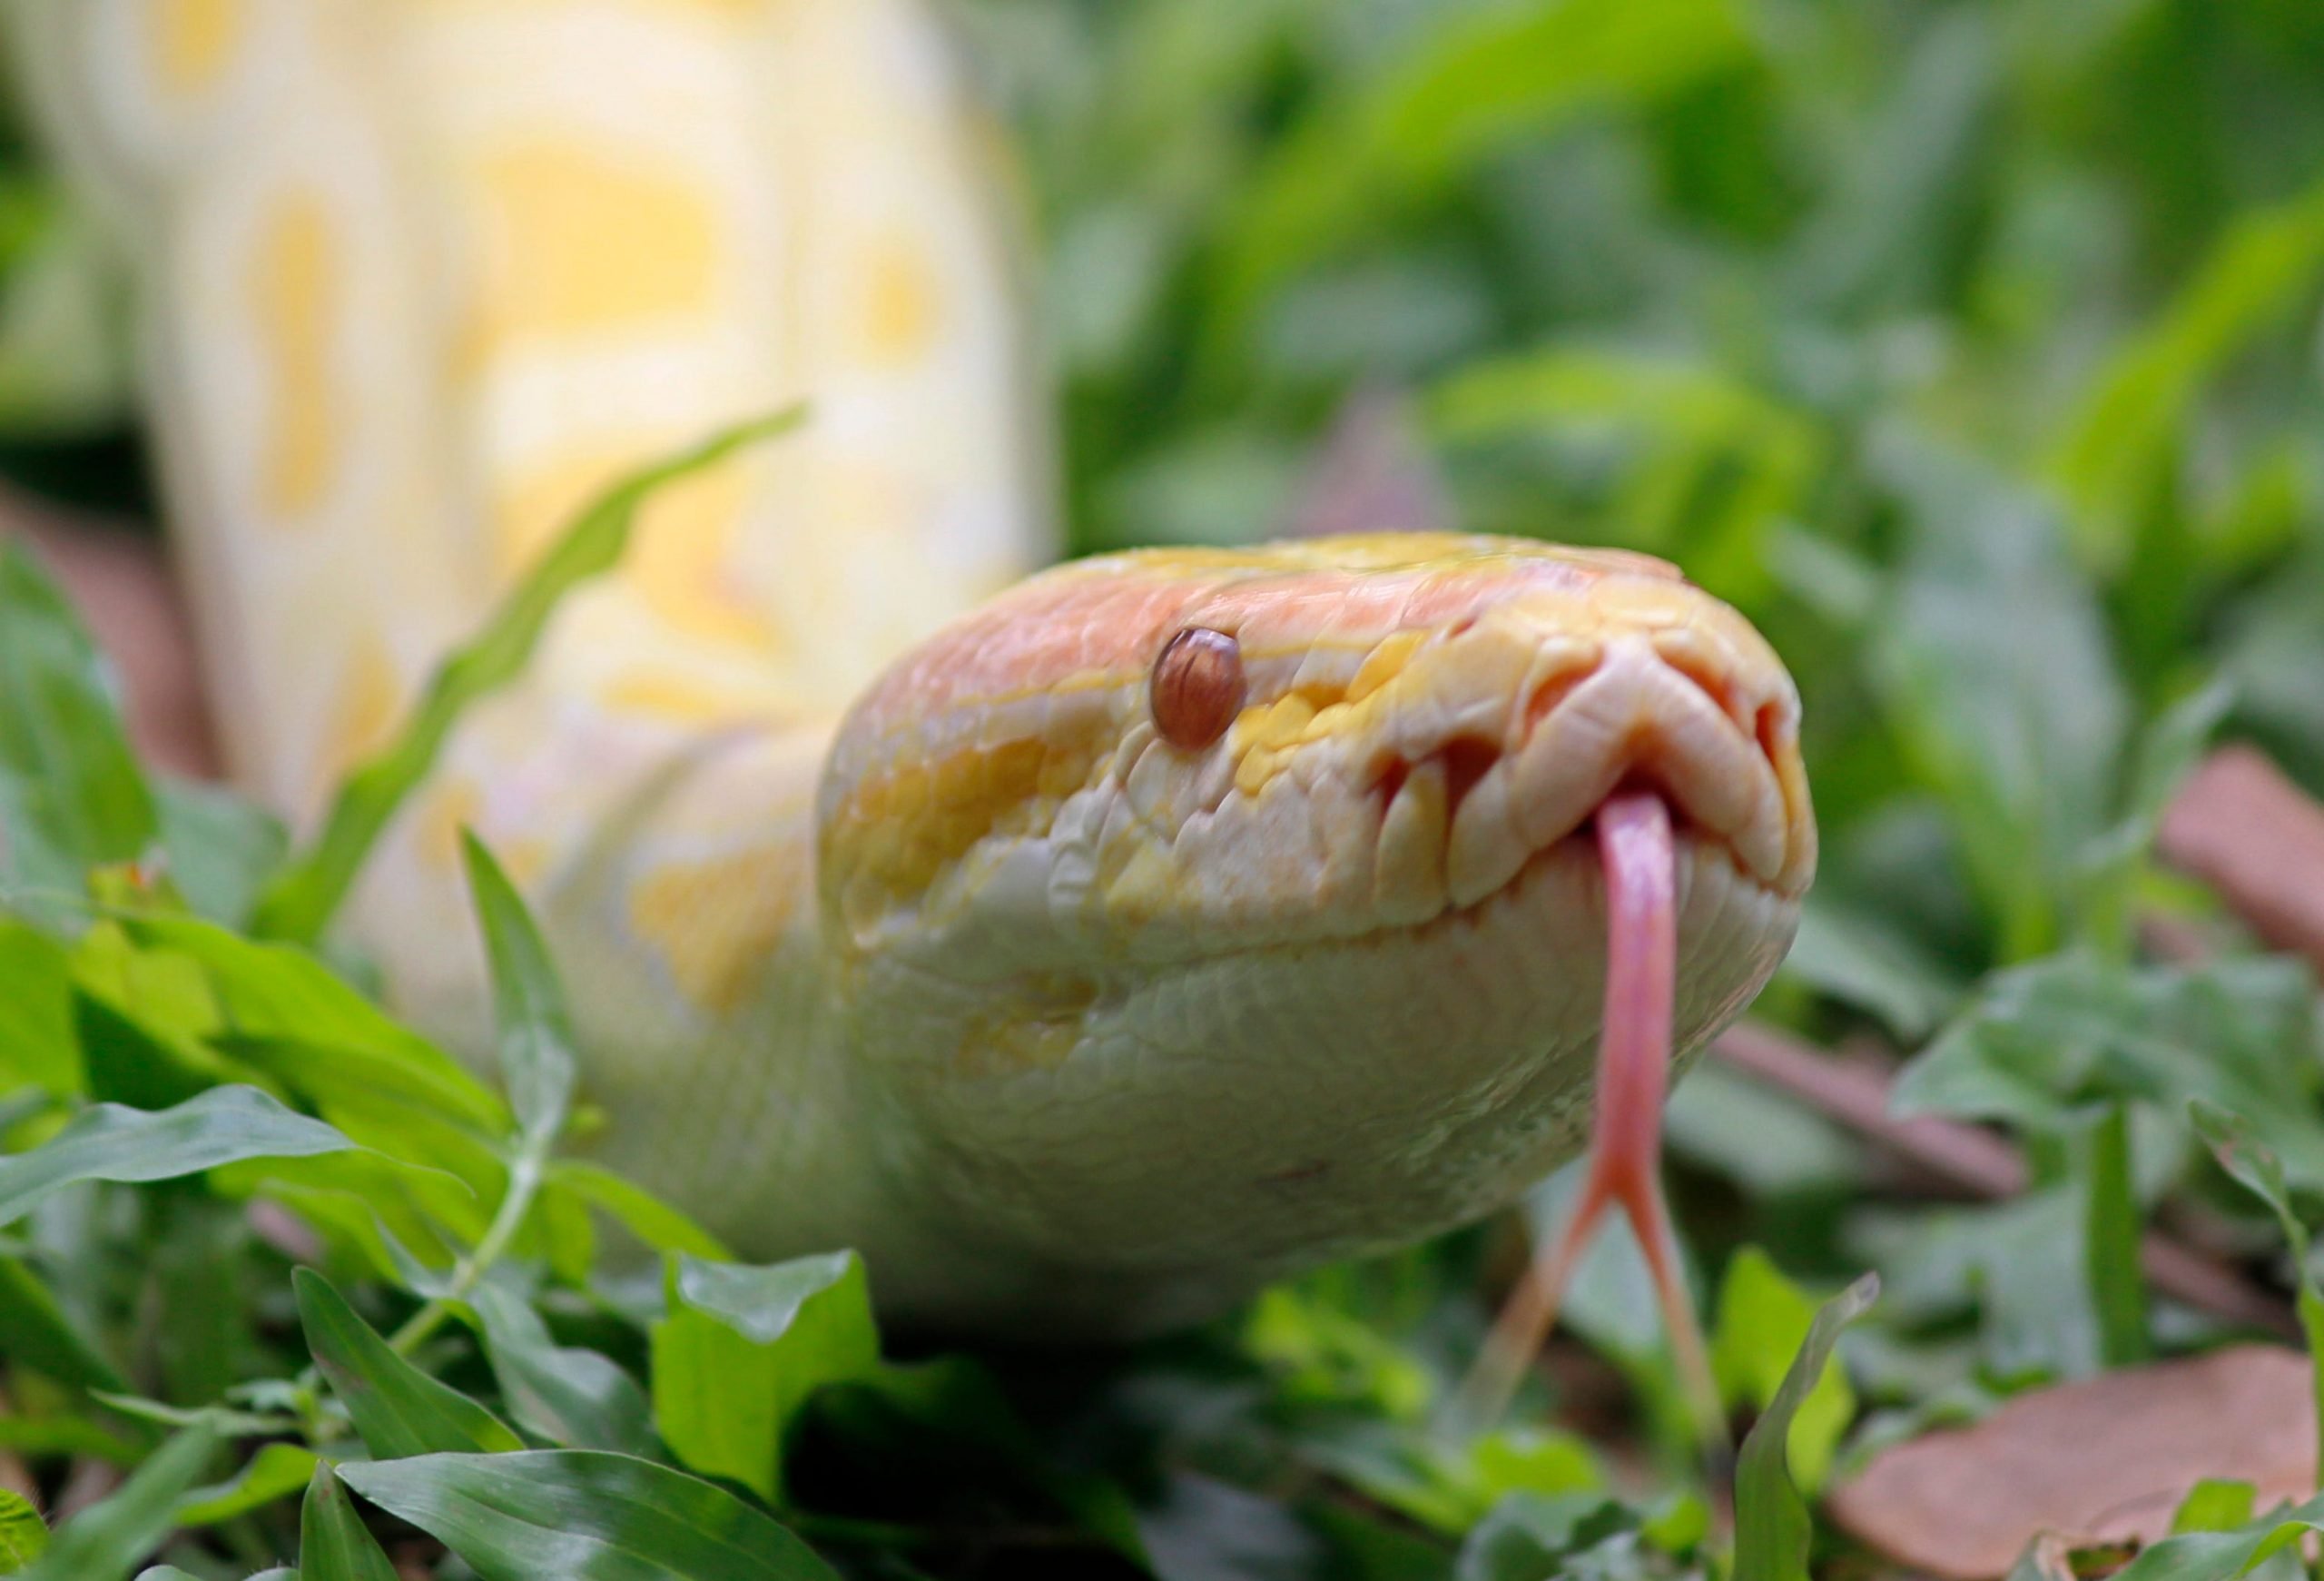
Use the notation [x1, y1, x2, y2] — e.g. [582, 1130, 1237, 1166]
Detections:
[852, 818, 1797, 1339]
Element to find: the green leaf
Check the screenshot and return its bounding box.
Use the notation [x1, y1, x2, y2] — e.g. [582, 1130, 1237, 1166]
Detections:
[299, 1461, 400, 1581]
[470, 1282, 657, 1457]
[294, 1268, 523, 1459]
[546, 1162, 729, 1260]
[1709, 1250, 1855, 1494]
[651, 1251, 878, 1501]
[1896, 953, 2324, 1181]
[458, 834, 574, 1149]
[173, 1442, 320, 1527]
[0, 1086, 358, 1230]
[2171, 1479, 2257, 1537]
[251, 408, 805, 944]
[2189, 1101, 2324, 1484]
[1866, 432, 2127, 959]
[0, 920, 78, 1093]
[2110, 1490, 2324, 1581]
[1214, 0, 1748, 347]
[2083, 1103, 2151, 1368]
[0, 1254, 127, 1391]
[0, 542, 158, 910]
[1731, 1273, 1877, 1581]
[0, 1487, 45, 1574]
[15, 1427, 215, 1581]
[336, 1449, 844, 1580]
[127, 914, 507, 1132]
[151, 779, 287, 929]
[2052, 174, 2324, 571]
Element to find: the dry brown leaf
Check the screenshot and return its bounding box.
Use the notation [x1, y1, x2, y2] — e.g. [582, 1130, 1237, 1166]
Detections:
[1826, 1346, 2317, 1579]
[2160, 747, 2324, 976]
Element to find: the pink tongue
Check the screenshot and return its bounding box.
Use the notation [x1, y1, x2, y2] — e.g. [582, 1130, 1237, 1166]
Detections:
[1455, 790, 1722, 1441]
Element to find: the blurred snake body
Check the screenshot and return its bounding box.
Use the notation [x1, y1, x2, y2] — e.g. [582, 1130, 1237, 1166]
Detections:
[9, 0, 1814, 1335]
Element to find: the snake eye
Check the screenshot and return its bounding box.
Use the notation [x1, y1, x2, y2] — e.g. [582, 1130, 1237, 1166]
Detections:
[1151, 627, 1245, 750]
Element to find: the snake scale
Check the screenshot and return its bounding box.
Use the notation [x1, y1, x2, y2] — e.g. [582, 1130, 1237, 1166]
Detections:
[5, 0, 1815, 1349]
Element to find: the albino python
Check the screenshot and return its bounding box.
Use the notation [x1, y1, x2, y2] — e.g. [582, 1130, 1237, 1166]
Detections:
[5, 0, 1815, 1385]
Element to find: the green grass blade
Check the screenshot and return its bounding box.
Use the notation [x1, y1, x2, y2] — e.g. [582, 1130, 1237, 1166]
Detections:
[295, 1268, 524, 1459]
[250, 408, 805, 946]
[1732, 1273, 1878, 1581]
[338, 1449, 844, 1580]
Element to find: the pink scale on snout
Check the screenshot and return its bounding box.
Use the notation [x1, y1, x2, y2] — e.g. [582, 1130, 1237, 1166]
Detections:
[1454, 789, 1723, 1443]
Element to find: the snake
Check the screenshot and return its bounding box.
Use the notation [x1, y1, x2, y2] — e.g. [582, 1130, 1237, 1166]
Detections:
[5, 0, 1816, 1358]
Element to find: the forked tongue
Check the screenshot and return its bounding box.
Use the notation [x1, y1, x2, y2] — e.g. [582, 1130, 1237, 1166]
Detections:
[1450, 789, 1725, 1445]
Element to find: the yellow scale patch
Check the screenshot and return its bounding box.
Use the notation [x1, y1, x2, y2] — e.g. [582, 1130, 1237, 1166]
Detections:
[251, 193, 340, 521]
[317, 633, 402, 785]
[461, 144, 721, 351]
[956, 975, 1100, 1077]
[1227, 632, 1424, 798]
[832, 730, 1107, 920]
[856, 238, 943, 365]
[628, 846, 802, 1015]
[153, 0, 241, 95]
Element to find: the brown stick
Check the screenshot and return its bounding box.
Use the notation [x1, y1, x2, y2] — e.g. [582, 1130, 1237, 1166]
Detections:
[1710, 1023, 2297, 1339]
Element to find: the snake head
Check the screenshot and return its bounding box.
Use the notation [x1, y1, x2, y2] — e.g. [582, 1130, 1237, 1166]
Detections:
[816, 533, 1815, 1330]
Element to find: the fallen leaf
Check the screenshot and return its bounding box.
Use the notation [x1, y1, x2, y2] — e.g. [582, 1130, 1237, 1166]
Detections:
[1826, 1346, 2316, 1579]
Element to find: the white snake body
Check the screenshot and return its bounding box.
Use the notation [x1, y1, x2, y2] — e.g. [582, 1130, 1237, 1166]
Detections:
[8, 0, 1814, 1336]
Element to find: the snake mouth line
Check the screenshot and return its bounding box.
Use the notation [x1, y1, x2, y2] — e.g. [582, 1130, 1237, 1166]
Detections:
[1364, 640, 1809, 919]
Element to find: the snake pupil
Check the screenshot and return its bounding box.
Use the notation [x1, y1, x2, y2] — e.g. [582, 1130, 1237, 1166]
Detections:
[1151, 627, 1245, 749]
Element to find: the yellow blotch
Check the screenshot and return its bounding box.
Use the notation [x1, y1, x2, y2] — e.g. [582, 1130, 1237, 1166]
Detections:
[497, 454, 778, 654]
[1346, 631, 1426, 704]
[153, 0, 241, 95]
[629, 846, 801, 1015]
[832, 732, 1107, 917]
[417, 778, 482, 871]
[1230, 695, 1317, 798]
[464, 146, 721, 350]
[318, 636, 403, 784]
[855, 239, 942, 365]
[252, 194, 340, 521]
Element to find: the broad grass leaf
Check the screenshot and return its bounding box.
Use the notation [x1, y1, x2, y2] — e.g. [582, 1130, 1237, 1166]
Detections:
[651, 1251, 878, 1501]
[1212, 0, 1748, 346]
[295, 1269, 523, 1458]
[15, 1427, 216, 1581]
[471, 1282, 657, 1457]
[1709, 1250, 1855, 1494]
[0, 1250, 123, 1392]
[2052, 175, 2324, 572]
[298, 1461, 399, 1581]
[0, 1086, 358, 1230]
[127, 914, 507, 1132]
[0, 1487, 44, 1573]
[459, 835, 574, 1149]
[1732, 1273, 1877, 1581]
[546, 1161, 729, 1260]
[0, 920, 77, 1093]
[150, 780, 285, 930]
[172, 1443, 319, 1527]
[251, 409, 804, 945]
[337, 1449, 844, 1580]
[0, 542, 157, 914]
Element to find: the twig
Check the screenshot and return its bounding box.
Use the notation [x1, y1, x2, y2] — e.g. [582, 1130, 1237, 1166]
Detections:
[1709, 1023, 2297, 1339]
